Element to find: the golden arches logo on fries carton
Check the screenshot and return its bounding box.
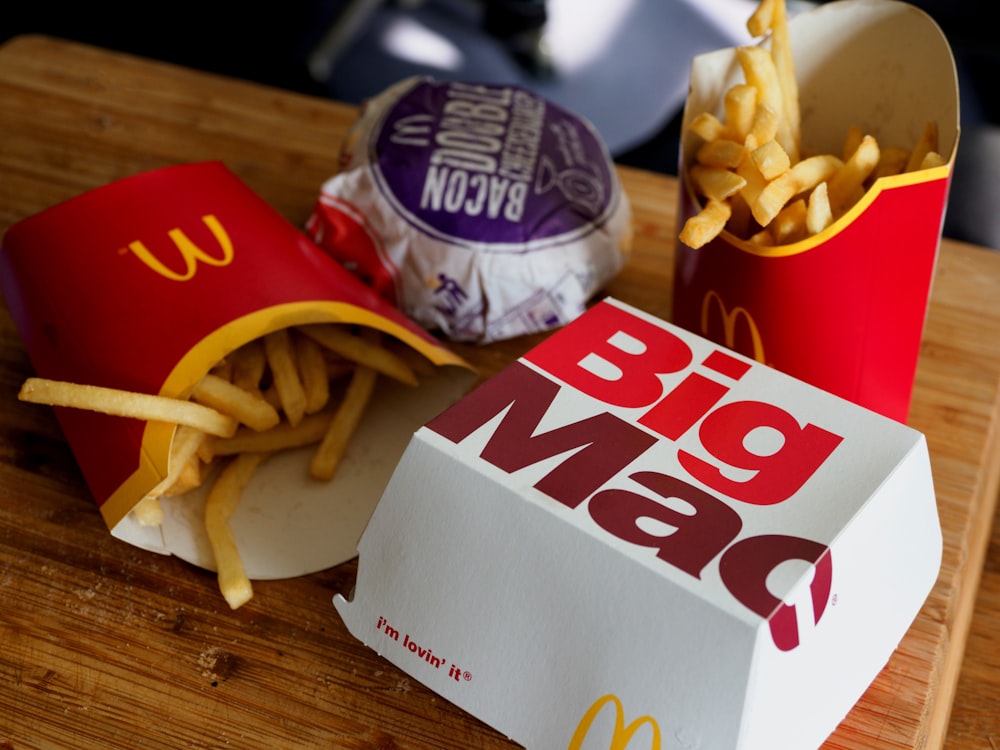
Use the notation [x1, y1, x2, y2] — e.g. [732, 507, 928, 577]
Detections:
[672, 0, 959, 423]
[0, 161, 472, 608]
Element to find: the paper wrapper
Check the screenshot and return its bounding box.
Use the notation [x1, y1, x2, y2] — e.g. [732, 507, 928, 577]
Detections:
[0, 161, 473, 578]
[672, 0, 959, 423]
[306, 77, 633, 344]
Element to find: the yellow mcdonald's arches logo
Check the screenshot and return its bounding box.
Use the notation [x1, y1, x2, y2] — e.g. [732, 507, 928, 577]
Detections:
[700, 290, 766, 364]
[568, 694, 661, 750]
[125, 214, 233, 281]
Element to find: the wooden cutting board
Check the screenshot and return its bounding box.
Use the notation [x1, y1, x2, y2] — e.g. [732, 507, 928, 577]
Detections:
[0, 34, 998, 749]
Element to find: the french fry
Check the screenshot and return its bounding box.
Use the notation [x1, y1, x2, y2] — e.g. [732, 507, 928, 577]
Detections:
[297, 324, 418, 386]
[920, 151, 946, 170]
[325, 358, 356, 382]
[842, 125, 864, 162]
[159, 454, 205, 497]
[736, 154, 769, 210]
[310, 365, 378, 481]
[264, 328, 307, 427]
[873, 146, 911, 179]
[261, 385, 282, 411]
[293, 331, 331, 414]
[749, 227, 774, 246]
[128, 426, 209, 523]
[766, 0, 800, 161]
[205, 410, 336, 459]
[746, 0, 776, 37]
[150, 424, 207, 498]
[905, 121, 939, 173]
[806, 182, 833, 235]
[750, 139, 790, 181]
[752, 154, 842, 227]
[749, 103, 780, 147]
[679, 199, 732, 250]
[727, 193, 754, 239]
[696, 139, 746, 170]
[210, 357, 233, 383]
[828, 133, 879, 213]
[735, 47, 784, 139]
[691, 165, 747, 202]
[18, 377, 238, 438]
[230, 339, 267, 395]
[204, 451, 269, 610]
[690, 111, 726, 142]
[130, 425, 205, 526]
[724, 84, 758, 141]
[771, 198, 808, 244]
[191, 373, 281, 432]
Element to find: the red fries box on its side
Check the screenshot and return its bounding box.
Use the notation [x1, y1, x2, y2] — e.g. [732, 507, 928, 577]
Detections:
[0, 161, 469, 569]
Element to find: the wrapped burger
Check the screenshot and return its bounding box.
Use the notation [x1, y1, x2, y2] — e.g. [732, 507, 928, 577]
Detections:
[307, 77, 633, 344]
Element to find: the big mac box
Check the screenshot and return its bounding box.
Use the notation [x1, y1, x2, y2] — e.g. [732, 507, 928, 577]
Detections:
[672, 0, 959, 424]
[335, 298, 941, 749]
[0, 161, 473, 584]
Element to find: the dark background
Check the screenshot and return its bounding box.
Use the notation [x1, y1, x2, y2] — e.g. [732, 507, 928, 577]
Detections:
[4, 1, 999, 247]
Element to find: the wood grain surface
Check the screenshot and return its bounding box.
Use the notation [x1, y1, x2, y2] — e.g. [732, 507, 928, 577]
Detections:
[0, 34, 998, 749]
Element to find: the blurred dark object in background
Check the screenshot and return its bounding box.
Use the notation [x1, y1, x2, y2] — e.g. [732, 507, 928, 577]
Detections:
[4, 0, 999, 248]
[902, 1, 1000, 249]
[815, 0, 1000, 248]
[3, 0, 753, 171]
[3, 3, 329, 97]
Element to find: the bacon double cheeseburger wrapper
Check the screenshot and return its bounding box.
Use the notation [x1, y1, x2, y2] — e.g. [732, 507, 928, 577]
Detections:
[672, 0, 959, 423]
[0, 161, 472, 579]
[306, 77, 633, 344]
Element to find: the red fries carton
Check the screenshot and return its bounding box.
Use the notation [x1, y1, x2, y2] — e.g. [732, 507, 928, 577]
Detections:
[335, 298, 941, 749]
[672, 0, 959, 423]
[0, 161, 471, 577]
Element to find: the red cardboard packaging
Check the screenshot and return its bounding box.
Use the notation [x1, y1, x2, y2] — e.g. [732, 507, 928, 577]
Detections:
[672, 0, 960, 423]
[0, 161, 470, 576]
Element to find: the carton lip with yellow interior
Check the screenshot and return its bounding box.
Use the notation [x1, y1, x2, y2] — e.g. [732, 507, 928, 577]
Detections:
[0, 160, 474, 578]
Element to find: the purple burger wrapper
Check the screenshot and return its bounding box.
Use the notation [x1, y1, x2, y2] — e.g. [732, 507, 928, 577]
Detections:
[307, 77, 633, 344]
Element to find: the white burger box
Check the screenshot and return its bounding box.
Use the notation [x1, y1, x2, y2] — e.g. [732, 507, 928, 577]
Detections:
[334, 298, 942, 750]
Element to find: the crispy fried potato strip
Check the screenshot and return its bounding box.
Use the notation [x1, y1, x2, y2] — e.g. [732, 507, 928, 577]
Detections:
[18, 378, 237, 437]
[204, 451, 270, 610]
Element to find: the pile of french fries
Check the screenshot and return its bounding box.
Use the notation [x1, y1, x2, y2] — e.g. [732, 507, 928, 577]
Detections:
[18, 323, 438, 609]
[679, 0, 946, 250]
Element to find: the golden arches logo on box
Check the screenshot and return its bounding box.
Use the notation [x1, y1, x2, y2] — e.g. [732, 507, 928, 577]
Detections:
[568, 694, 661, 750]
[700, 290, 766, 364]
[125, 214, 234, 281]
